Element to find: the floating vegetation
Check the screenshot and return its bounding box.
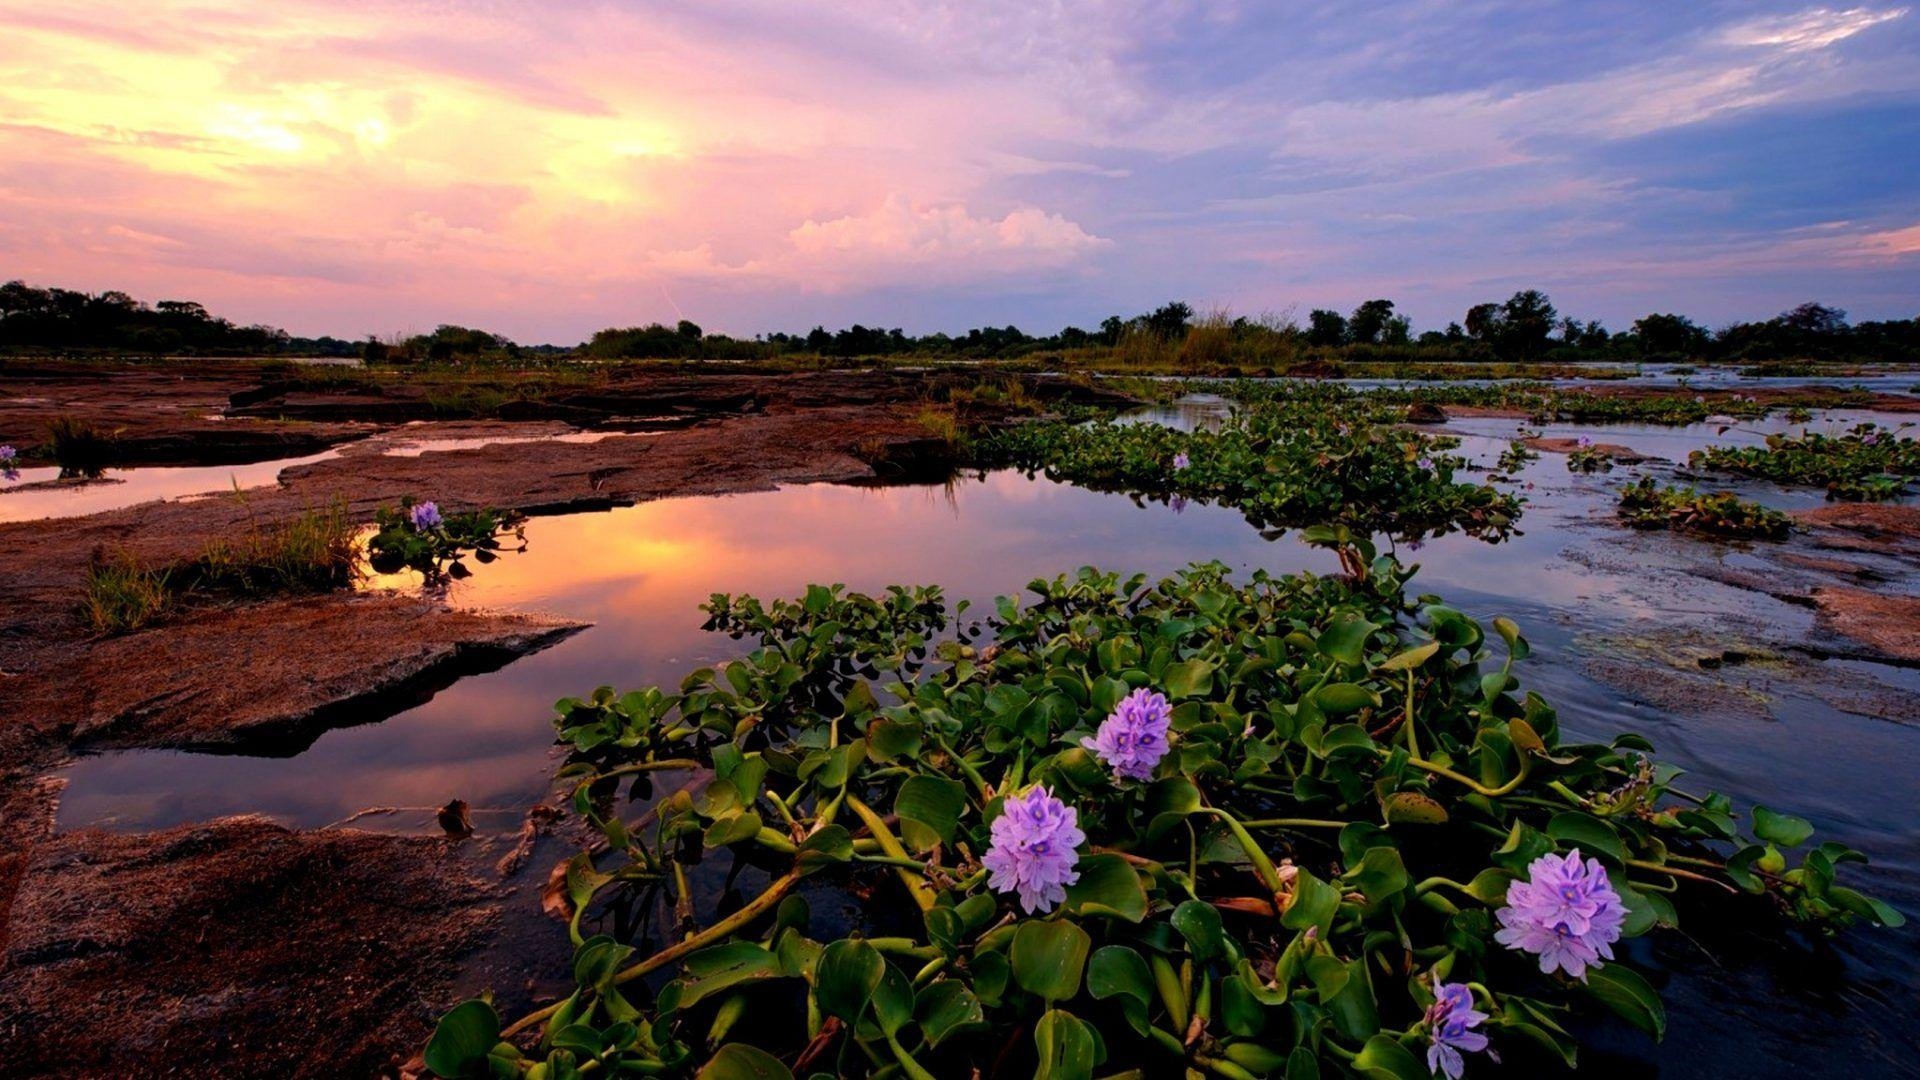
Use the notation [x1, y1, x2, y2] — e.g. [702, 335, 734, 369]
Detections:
[369, 497, 526, 579]
[1689, 423, 1919, 500]
[979, 401, 1520, 551]
[1493, 437, 1539, 477]
[1565, 443, 1613, 474]
[1617, 478, 1792, 540]
[426, 560, 1898, 1080]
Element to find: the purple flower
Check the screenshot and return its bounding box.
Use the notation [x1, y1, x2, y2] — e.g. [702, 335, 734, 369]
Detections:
[408, 500, 444, 532]
[983, 786, 1084, 914]
[1424, 982, 1489, 1080]
[1494, 849, 1624, 981]
[0, 445, 15, 464]
[1576, 436, 1594, 449]
[1082, 687, 1172, 781]
[1169, 494, 1188, 515]
[1172, 452, 1191, 471]
[1417, 456, 1435, 470]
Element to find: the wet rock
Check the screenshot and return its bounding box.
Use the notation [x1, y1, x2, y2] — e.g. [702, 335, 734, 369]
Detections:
[1793, 503, 1920, 556]
[1523, 436, 1651, 463]
[1811, 587, 1920, 664]
[0, 817, 497, 1078]
[2, 596, 586, 757]
[1404, 401, 1449, 424]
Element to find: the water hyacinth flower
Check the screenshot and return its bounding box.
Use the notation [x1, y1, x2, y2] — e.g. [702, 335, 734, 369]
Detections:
[1576, 436, 1594, 449]
[0, 445, 15, 464]
[983, 785, 1084, 914]
[1424, 982, 1489, 1080]
[1170, 494, 1188, 515]
[1417, 456, 1435, 470]
[1494, 848, 1624, 980]
[1082, 687, 1172, 781]
[408, 500, 444, 532]
[1172, 451, 1191, 470]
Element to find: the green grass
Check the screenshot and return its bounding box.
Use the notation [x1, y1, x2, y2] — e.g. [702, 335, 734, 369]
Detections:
[84, 549, 172, 633]
[83, 502, 359, 633]
[46, 415, 119, 474]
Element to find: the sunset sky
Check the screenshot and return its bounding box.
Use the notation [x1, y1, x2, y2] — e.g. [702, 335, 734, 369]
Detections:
[1, 1, 1916, 343]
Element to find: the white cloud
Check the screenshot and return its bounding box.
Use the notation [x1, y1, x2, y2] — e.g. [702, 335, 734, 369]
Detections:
[1723, 6, 1908, 52]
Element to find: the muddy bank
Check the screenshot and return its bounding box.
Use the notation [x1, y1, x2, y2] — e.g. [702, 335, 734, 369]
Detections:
[0, 816, 497, 1079]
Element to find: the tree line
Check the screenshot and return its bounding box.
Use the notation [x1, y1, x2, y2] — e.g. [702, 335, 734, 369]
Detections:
[3, 278, 1915, 364]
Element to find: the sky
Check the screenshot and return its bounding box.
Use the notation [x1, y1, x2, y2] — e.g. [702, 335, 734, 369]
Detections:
[0, 1, 1916, 344]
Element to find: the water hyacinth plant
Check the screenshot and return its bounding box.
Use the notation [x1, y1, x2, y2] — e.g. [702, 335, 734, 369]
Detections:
[1689, 422, 1919, 500]
[369, 496, 525, 579]
[1616, 478, 1792, 540]
[425, 559, 1899, 1080]
[980, 402, 1520, 558]
[0, 443, 17, 481]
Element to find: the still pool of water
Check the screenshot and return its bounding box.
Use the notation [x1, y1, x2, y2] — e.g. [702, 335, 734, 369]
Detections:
[43, 421, 1920, 1076]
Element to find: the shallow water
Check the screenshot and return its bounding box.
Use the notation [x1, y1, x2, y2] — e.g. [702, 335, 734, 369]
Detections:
[45, 410, 1920, 1076]
[0, 451, 342, 523]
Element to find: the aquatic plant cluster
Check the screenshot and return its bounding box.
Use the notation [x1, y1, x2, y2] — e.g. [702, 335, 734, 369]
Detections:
[1193, 379, 1873, 428]
[426, 561, 1898, 1080]
[1616, 479, 1793, 540]
[1689, 422, 1920, 501]
[978, 400, 1520, 551]
[368, 497, 526, 579]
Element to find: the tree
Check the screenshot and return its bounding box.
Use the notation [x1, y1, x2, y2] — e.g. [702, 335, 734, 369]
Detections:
[1305, 309, 1348, 347]
[1347, 299, 1397, 345]
[1630, 313, 1708, 356]
[1463, 303, 1503, 342]
[1498, 290, 1557, 358]
[1778, 302, 1847, 335]
[1145, 302, 1193, 340]
[676, 319, 703, 339]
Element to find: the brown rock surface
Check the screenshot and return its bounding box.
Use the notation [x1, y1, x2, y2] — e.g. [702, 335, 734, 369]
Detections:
[1811, 586, 1920, 663]
[0, 817, 497, 1079]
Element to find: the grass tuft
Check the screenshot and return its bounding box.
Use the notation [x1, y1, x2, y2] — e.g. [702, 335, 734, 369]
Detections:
[84, 548, 172, 633]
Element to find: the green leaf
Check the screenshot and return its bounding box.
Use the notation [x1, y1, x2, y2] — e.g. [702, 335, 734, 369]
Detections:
[1376, 640, 1439, 672]
[1172, 899, 1225, 962]
[424, 1000, 500, 1079]
[1313, 683, 1381, 716]
[813, 938, 885, 1023]
[1752, 805, 1815, 848]
[1162, 658, 1216, 699]
[1583, 963, 1666, 1041]
[1317, 616, 1379, 666]
[697, 1043, 794, 1080]
[895, 774, 967, 851]
[1011, 920, 1091, 1002]
[1282, 869, 1341, 936]
[1063, 853, 1149, 923]
[1546, 812, 1626, 865]
[1033, 1009, 1099, 1080]
[1353, 1034, 1429, 1080]
[796, 825, 853, 873]
[1087, 946, 1153, 1004]
[916, 980, 987, 1046]
[676, 942, 781, 1009]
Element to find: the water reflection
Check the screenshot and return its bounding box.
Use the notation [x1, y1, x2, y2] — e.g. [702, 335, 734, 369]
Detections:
[47, 459, 1920, 1073]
